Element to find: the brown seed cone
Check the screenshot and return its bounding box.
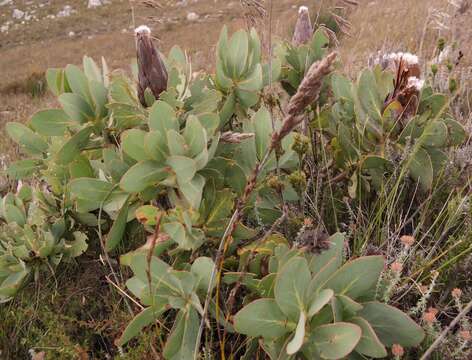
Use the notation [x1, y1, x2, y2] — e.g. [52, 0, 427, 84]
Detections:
[135, 26, 168, 107]
[272, 52, 337, 147]
[292, 6, 313, 46]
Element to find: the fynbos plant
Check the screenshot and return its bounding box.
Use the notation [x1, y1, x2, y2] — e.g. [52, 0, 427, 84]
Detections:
[233, 234, 424, 359]
[322, 56, 467, 194]
[0, 186, 87, 302]
[2, 14, 467, 358]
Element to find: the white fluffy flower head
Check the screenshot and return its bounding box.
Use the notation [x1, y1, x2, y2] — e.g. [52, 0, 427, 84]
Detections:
[135, 25, 151, 35]
[408, 76, 425, 91]
[388, 52, 419, 65]
[299, 6, 309, 14]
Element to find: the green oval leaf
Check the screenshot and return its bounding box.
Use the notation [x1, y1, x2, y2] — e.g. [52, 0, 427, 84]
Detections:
[30, 109, 70, 136]
[59, 93, 95, 123]
[6, 159, 43, 179]
[120, 161, 169, 193]
[323, 256, 384, 301]
[149, 100, 178, 133]
[6, 122, 48, 155]
[350, 316, 387, 358]
[167, 156, 197, 184]
[56, 126, 94, 165]
[105, 196, 130, 252]
[357, 302, 425, 347]
[308, 289, 334, 317]
[69, 178, 115, 202]
[3, 204, 26, 226]
[310, 322, 362, 360]
[191, 257, 216, 293]
[234, 298, 293, 339]
[121, 129, 148, 161]
[274, 256, 311, 321]
[118, 306, 166, 346]
[408, 147, 433, 190]
[65, 64, 92, 102]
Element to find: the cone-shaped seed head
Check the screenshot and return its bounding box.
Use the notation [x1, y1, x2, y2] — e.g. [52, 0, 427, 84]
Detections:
[292, 6, 313, 46]
[135, 25, 168, 107]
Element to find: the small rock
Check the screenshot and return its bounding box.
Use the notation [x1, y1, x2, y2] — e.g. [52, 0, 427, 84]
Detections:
[186, 12, 199, 21]
[68, 31, 75, 37]
[57, 5, 74, 18]
[88, 0, 107, 8]
[12, 9, 25, 19]
[0, 24, 8, 32]
[0, 0, 12, 6]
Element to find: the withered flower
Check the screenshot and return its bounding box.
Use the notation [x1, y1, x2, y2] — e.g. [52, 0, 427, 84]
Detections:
[135, 25, 168, 107]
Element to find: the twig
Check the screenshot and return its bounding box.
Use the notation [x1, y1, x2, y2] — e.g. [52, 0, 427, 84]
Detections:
[419, 299, 472, 360]
[105, 275, 144, 310]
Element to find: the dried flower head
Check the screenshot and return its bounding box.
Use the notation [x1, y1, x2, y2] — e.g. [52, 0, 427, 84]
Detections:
[459, 330, 471, 341]
[272, 52, 337, 146]
[428, 307, 439, 315]
[452, 288, 462, 299]
[419, 285, 429, 294]
[382, 51, 423, 122]
[390, 262, 403, 273]
[392, 344, 404, 356]
[400, 235, 415, 247]
[423, 307, 438, 323]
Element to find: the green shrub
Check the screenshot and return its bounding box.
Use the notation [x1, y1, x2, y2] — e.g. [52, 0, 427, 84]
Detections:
[0, 186, 87, 302]
[3, 22, 467, 358]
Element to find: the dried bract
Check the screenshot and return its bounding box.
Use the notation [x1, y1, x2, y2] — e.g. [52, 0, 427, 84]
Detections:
[135, 25, 168, 107]
[292, 6, 313, 46]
